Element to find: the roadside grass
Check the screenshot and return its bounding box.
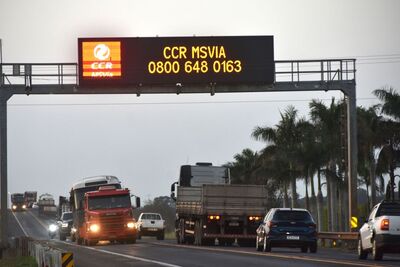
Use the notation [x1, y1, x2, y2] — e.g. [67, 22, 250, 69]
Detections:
[164, 231, 175, 240]
[0, 256, 37, 267]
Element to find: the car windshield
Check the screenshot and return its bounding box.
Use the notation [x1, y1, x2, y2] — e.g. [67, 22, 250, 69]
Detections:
[88, 195, 131, 210]
[376, 203, 400, 217]
[62, 213, 73, 220]
[273, 210, 312, 222]
[141, 214, 161, 220]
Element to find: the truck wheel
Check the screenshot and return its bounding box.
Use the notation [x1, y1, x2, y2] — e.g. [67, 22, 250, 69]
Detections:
[127, 237, 136, 244]
[372, 239, 383, 261]
[77, 234, 83, 245]
[357, 238, 367, 259]
[178, 219, 186, 244]
[59, 233, 66, 241]
[310, 242, 317, 253]
[263, 237, 271, 252]
[256, 237, 263, 251]
[157, 232, 165, 240]
[137, 233, 142, 240]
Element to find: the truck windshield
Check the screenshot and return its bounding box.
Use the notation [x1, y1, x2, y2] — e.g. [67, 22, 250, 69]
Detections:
[88, 195, 131, 210]
[13, 195, 24, 202]
[62, 213, 73, 220]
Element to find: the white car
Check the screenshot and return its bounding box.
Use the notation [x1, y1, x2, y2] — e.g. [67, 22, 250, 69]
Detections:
[358, 201, 400, 260]
[137, 213, 165, 240]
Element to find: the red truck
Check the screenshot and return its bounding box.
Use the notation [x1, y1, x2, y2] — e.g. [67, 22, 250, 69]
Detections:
[70, 176, 140, 246]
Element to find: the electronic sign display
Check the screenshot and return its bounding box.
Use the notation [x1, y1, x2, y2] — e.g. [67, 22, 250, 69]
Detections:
[78, 36, 274, 87]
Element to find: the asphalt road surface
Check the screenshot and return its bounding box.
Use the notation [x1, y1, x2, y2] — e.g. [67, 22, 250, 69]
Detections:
[9, 209, 400, 267]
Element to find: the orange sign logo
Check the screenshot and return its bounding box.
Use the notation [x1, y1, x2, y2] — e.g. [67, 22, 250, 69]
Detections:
[82, 41, 121, 77]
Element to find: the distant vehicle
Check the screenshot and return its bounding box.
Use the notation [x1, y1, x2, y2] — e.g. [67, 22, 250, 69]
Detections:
[24, 191, 37, 208]
[256, 208, 317, 253]
[137, 213, 165, 240]
[171, 163, 269, 246]
[69, 175, 140, 246]
[58, 196, 70, 219]
[32, 202, 39, 209]
[11, 193, 26, 211]
[58, 211, 73, 241]
[358, 201, 400, 260]
[38, 194, 57, 216]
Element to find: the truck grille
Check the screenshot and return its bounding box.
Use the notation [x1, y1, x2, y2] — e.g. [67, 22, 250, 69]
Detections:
[98, 214, 125, 231]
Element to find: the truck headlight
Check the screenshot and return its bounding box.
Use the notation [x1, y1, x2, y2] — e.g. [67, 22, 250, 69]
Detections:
[89, 224, 100, 232]
[12, 205, 17, 210]
[127, 222, 136, 229]
[22, 204, 27, 209]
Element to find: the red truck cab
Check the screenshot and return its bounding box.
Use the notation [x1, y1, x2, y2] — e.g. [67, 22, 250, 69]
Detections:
[79, 186, 138, 245]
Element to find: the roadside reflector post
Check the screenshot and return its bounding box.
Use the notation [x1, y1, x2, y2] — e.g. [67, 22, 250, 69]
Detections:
[350, 216, 358, 229]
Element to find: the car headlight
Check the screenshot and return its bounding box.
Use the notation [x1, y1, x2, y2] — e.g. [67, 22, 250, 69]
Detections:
[49, 224, 58, 232]
[89, 224, 100, 232]
[127, 222, 136, 229]
[12, 205, 17, 210]
[22, 205, 26, 209]
[61, 222, 69, 228]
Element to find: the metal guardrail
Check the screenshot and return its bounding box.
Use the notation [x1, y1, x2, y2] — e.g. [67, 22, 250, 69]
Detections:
[318, 231, 358, 241]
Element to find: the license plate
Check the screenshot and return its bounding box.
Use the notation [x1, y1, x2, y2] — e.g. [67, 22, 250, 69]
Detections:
[148, 228, 158, 231]
[286, 236, 300, 240]
[229, 222, 239, 226]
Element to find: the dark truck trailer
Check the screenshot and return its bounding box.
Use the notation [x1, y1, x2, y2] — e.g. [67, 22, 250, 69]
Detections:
[171, 163, 268, 246]
[24, 191, 37, 208]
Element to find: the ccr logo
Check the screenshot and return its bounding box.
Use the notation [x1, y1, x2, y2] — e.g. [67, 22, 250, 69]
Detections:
[94, 44, 110, 61]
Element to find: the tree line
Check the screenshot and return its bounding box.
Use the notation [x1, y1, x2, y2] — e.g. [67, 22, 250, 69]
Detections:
[225, 87, 400, 232]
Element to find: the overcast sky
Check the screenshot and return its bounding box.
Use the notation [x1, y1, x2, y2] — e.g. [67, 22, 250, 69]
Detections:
[1, 0, 400, 203]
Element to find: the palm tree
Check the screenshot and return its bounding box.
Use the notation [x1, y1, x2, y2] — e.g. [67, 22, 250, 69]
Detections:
[227, 148, 259, 184]
[373, 87, 400, 120]
[252, 105, 305, 208]
[309, 98, 344, 231]
[357, 106, 383, 209]
[373, 87, 400, 200]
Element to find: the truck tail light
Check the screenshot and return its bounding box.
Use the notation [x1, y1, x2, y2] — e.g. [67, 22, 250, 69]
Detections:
[381, 219, 389, 231]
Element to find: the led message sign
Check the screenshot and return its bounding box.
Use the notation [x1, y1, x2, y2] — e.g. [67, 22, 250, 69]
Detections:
[78, 36, 274, 87]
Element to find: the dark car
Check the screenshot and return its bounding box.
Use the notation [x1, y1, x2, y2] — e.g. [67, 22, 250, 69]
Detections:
[256, 208, 317, 253]
[58, 211, 73, 241]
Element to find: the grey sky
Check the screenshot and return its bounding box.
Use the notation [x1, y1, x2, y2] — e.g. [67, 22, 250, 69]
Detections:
[1, 0, 400, 202]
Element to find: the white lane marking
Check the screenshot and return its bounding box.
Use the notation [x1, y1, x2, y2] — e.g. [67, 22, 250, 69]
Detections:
[57, 240, 182, 267]
[27, 210, 50, 230]
[11, 211, 28, 237]
[150, 242, 386, 267]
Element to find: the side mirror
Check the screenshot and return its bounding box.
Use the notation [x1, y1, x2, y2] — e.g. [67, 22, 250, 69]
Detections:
[170, 192, 176, 201]
[136, 197, 141, 208]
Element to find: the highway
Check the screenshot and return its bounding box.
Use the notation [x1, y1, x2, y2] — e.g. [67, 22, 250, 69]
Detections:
[9, 209, 400, 267]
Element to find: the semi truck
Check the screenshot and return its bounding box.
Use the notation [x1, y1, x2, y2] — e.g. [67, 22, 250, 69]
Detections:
[58, 196, 71, 219]
[24, 191, 37, 208]
[38, 193, 57, 216]
[11, 193, 26, 211]
[69, 175, 140, 246]
[170, 163, 269, 246]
